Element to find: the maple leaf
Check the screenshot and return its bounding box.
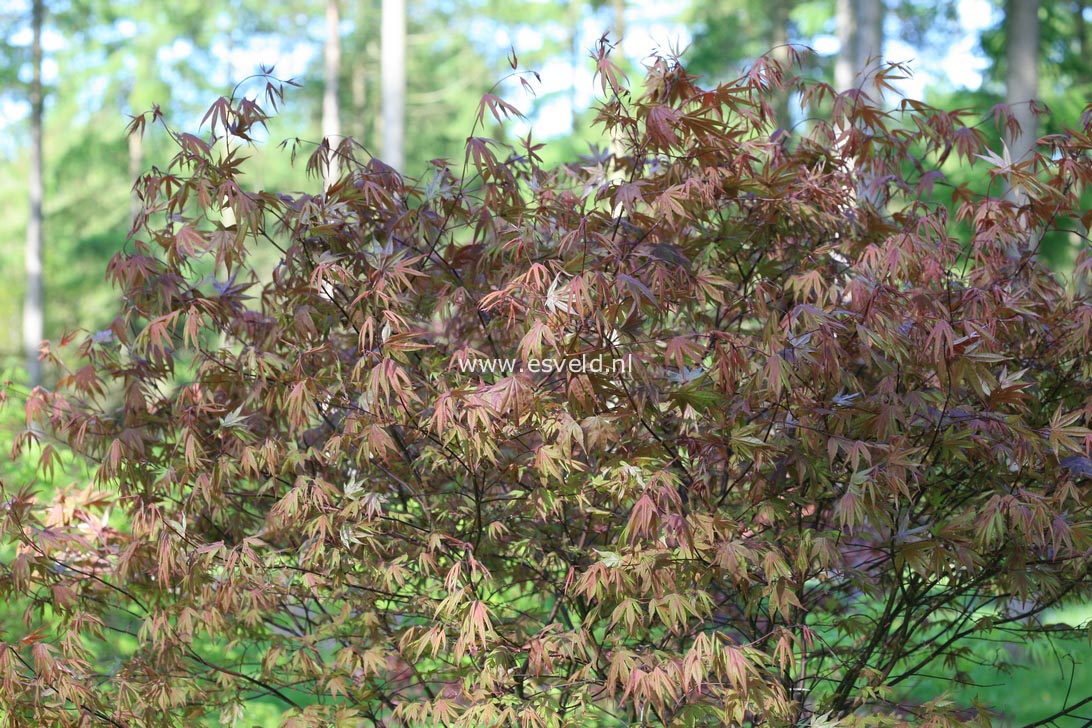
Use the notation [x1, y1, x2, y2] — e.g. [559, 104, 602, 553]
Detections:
[545, 273, 576, 315]
[646, 105, 680, 148]
[974, 143, 1014, 172]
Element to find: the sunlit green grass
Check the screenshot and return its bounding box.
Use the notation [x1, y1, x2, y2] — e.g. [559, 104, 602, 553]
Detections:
[896, 602, 1092, 727]
[968, 603, 1092, 728]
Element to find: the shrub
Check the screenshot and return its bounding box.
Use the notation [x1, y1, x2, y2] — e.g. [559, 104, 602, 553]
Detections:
[3, 48, 1092, 727]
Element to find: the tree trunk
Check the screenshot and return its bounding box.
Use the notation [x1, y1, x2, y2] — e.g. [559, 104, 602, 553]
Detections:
[351, 47, 367, 143]
[1003, 0, 1040, 257]
[25, 0, 44, 389]
[770, 0, 792, 128]
[612, 0, 625, 54]
[381, 0, 405, 172]
[569, 0, 581, 132]
[857, 0, 882, 83]
[1006, 0, 1039, 169]
[835, 0, 885, 208]
[835, 0, 883, 91]
[835, 0, 855, 91]
[323, 0, 341, 187]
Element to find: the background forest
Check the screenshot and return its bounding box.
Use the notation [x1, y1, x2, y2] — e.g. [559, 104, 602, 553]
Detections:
[2, 0, 1088, 382]
[2, 0, 1092, 726]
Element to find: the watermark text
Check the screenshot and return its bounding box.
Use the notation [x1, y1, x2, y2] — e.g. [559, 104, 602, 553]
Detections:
[456, 354, 632, 376]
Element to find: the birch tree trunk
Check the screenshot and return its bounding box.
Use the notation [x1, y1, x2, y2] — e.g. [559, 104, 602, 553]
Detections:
[857, 0, 883, 86]
[770, 0, 792, 128]
[323, 0, 342, 188]
[569, 0, 581, 133]
[25, 0, 44, 388]
[835, 0, 855, 91]
[1003, 0, 1040, 256]
[835, 0, 883, 91]
[612, 0, 625, 53]
[1005, 0, 1039, 171]
[381, 0, 405, 172]
[351, 40, 368, 143]
[835, 0, 884, 207]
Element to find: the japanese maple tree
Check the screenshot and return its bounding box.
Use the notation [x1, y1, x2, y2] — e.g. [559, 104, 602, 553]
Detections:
[3, 46, 1092, 727]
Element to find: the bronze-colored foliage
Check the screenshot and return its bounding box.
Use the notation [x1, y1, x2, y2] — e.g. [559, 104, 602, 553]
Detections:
[4, 47, 1092, 727]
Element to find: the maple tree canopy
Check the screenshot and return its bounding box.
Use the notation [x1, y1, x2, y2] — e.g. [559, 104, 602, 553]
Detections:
[4, 46, 1092, 727]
